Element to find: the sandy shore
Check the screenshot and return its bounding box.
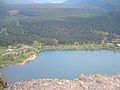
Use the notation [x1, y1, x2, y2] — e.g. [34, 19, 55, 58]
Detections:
[19, 53, 37, 65]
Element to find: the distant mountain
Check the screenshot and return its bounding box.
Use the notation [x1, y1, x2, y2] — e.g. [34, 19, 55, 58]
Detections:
[3, 0, 35, 4]
[64, 0, 120, 11]
[0, 1, 6, 17]
[2, 0, 51, 4]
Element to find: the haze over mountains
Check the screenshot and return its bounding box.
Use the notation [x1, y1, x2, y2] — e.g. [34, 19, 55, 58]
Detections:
[1, 0, 120, 11]
[3, 0, 34, 4]
[0, 0, 120, 46]
[2, 0, 66, 4]
[64, 0, 120, 11]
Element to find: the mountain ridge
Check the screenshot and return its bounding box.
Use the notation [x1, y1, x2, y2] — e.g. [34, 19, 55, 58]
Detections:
[64, 0, 120, 11]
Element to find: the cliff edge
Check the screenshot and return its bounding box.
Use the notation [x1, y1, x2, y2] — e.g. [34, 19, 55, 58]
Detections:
[5, 74, 120, 90]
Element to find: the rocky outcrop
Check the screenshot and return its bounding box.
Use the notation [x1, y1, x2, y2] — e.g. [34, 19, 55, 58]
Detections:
[0, 75, 7, 90]
[5, 74, 120, 90]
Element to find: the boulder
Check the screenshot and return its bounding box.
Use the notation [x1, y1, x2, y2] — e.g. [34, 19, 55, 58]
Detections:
[0, 75, 8, 90]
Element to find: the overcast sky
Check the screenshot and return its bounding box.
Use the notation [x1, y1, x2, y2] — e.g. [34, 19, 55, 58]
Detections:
[34, 0, 67, 3]
[2, 0, 67, 4]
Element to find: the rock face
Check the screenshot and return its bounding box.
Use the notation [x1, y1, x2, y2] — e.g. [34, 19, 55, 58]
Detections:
[5, 74, 120, 90]
[0, 75, 7, 90]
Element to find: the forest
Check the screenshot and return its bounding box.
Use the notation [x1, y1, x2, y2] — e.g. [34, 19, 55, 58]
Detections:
[0, 3, 120, 46]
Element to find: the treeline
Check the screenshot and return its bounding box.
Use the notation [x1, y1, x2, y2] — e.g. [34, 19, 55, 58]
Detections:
[0, 5, 120, 46]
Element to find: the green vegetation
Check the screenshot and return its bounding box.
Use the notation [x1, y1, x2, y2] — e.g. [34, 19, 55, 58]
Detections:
[0, 4, 120, 67]
[0, 43, 120, 67]
[0, 4, 120, 46]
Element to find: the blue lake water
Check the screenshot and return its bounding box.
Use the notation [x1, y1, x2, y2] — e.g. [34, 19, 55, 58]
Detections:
[1, 50, 120, 83]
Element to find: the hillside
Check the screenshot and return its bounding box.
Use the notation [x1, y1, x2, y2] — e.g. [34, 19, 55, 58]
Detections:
[0, 1, 6, 18]
[1, 2, 120, 90]
[2, 0, 35, 4]
[64, 0, 120, 11]
[0, 4, 120, 46]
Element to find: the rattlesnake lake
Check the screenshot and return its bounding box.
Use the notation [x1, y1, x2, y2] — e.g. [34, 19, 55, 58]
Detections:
[1, 50, 120, 83]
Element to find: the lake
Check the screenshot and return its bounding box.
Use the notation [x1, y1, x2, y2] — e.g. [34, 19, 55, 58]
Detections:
[1, 50, 120, 83]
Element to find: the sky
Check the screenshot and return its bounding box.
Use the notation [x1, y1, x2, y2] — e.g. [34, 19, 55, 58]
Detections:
[35, 0, 67, 3]
[2, 0, 67, 4]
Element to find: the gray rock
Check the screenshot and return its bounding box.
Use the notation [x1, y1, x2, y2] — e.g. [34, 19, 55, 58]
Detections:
[0, 75, 8, 90]
[5, 74, 120, 90]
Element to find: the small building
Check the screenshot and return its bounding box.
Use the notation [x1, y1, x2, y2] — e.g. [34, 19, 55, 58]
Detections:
[6, 46, 13, 52]
[116, 44, 120, 47]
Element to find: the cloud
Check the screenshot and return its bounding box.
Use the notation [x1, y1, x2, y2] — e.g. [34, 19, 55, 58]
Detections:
[2, 0, 66, 4]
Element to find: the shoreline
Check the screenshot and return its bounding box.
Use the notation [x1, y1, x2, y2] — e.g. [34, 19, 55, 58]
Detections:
[19, 53, 37, 65]
[18, 48, 120, 66]
[1, 45, 120, 67]
[0, 53, 37, 68]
